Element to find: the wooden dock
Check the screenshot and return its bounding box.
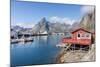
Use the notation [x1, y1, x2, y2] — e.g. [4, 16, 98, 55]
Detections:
[11, 37, 34, 44]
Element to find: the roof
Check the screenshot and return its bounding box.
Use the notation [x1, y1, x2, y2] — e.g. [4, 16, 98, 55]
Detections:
[71, 28, 92, 34]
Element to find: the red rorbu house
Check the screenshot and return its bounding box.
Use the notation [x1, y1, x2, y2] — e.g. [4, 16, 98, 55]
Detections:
[62, 28, 93, 46]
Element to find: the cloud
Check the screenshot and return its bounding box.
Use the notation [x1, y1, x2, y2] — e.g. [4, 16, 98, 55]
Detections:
[15, 23, 35, 28]
[81, 6, 95, 15]
[49, 16, 76, 25]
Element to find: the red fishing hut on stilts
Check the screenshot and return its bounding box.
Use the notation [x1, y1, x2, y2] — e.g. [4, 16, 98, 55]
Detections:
[62, 28, 94, 50]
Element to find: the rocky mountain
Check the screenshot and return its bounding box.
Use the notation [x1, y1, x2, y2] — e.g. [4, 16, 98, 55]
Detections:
[11, 28, 18, 38]
[11, 25, 24, 32]
[71, 8, 95, 32]
[32, 17, 71, 33]
[79, 9, 95, 32]
[49, 22, 71, 33]
[32, 17, 50, 33]
[12, 8, 95, 34]
[71, 22, 80, 30]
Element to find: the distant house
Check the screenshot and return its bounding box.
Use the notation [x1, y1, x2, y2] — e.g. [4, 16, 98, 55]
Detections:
[64, 32, 72, 38]
[62, 28, 93, 45]
[52, 32, 64, 35]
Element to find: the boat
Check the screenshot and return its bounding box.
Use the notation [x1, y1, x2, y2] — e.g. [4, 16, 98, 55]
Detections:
[56, 43, 67, 48]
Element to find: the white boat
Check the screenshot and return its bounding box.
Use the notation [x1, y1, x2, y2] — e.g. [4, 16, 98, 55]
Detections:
[56, 43, 67, 48]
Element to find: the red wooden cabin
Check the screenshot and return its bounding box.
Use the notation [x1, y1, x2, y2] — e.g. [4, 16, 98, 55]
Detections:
[62, 28, 92, 45]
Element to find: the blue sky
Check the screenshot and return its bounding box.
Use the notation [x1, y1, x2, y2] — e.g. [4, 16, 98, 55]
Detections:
[11, 0, 84, 27]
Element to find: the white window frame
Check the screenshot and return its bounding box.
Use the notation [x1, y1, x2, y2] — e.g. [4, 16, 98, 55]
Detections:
[77, 33, 91, 39]
[85, 33, 91, 39]
[77, 33, 81, 39]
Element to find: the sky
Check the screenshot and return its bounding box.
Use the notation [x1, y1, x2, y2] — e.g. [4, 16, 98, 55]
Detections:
[11, 0, 94, 28]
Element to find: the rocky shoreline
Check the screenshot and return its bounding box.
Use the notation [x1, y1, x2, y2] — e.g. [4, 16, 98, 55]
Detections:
[56, 44, 95, 63]
[56, 49, 67, 63]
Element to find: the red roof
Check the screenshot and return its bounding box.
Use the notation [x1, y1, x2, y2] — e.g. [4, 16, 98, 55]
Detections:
[71, 28, 92, 34]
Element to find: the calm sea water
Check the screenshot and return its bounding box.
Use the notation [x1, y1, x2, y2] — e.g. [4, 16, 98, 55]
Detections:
[11, 35, 63, 66]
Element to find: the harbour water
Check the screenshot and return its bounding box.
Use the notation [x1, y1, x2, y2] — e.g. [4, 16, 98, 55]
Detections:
[11, 35, 63, 66]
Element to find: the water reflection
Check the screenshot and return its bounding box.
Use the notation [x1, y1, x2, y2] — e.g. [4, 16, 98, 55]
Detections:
[11, 35, 63, 66]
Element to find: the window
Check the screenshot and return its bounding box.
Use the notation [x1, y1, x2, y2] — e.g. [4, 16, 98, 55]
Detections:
[85, 33, 90, 38]
[82, 34, 85, 37]
[86, 34, 89, 37]
[78, 34, 80, 37]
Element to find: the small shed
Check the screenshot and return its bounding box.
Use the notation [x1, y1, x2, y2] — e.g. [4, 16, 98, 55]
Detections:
[62, 28, 92, 45]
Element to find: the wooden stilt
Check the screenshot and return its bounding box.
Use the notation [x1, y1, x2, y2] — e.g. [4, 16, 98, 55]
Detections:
[72, 44, 74, 52]
[66, 43, 72, 51]
[74, 44, 75, 52]
[80, 45, 82, 51]
[89, 45, 91, 51]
